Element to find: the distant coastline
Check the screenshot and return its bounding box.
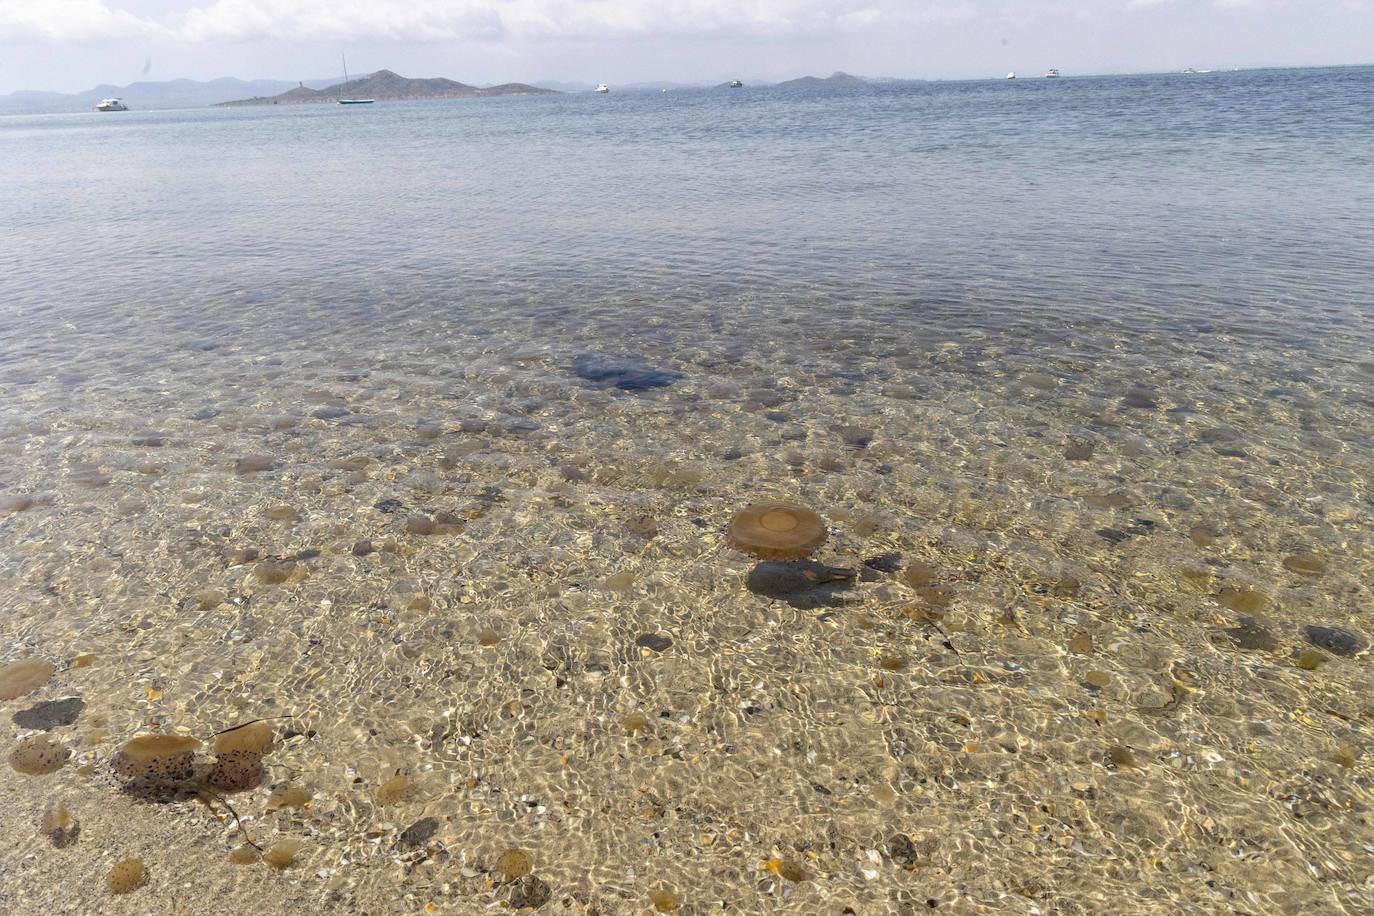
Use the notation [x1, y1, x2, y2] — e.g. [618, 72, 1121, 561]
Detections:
[217, 70, 556, 106]
[3, 63, 1370, 116]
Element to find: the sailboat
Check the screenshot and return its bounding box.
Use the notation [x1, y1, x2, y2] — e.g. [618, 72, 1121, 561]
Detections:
[337, 54, 375, 105]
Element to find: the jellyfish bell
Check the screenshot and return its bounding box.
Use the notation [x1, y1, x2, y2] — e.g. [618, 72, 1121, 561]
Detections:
[727, 503, 827, 561]
[206, 722, 275, 792]
[111, 734, 200, 788]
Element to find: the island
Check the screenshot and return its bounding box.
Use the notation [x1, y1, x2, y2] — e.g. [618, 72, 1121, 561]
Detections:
[217, 70, 556, 106]
[773, 72, 869, 89]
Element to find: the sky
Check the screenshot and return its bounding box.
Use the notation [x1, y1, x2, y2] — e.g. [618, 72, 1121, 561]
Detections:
[0, 0, 1371, 93]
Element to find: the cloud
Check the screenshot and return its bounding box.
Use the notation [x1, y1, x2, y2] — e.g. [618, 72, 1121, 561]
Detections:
[0, 0, 981, 43]
[0, 0, 1359, 44]
[0, 0, 167, 41]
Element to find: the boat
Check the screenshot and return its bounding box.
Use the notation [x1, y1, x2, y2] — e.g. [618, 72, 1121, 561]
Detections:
[729, 80, 743, 88]
[1045, 68, 1060, 78]
[594, 83, 609, 93]
[93, 98, 128, 112]
[337, 54, 374, 105]
[1006, 72, 1016, 80]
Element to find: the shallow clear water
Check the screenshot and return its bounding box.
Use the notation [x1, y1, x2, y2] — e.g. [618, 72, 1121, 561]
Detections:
[1, 68, 1372, 914]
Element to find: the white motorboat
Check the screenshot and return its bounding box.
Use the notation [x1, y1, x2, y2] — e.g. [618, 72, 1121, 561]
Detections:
[729, 80, 744, 88]
[1006, 72, 1016, 80]
[1045, 68, 1060, 78]
[594, 83, 610, 93]
[93, 98, 128, 112]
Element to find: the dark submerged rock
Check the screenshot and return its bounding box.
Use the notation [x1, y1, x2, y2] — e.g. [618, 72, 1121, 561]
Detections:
[572, 353, 683, 392]
[398, 817, 439, 849]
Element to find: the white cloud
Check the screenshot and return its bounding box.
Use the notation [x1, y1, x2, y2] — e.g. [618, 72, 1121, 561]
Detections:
[0, 0, 983, 43]
[0, 0, 167, 40]
[0, 0, 1359, 44]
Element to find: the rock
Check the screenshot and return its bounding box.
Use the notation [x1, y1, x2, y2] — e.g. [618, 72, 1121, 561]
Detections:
[234, 454, 274, 474]
[885, 833, 919, 867]
[1121, 388, 1159, 409]
[1303, 625, 1366, 657]
[398, 817, 439, 850]
[352, 540, 375, 557]
[1064, 442, 1095, 461]
[572, 353, 682, 392]
[836, 425, 874, 449]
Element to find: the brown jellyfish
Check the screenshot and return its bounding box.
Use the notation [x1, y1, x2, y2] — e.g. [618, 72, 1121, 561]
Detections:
[9, 734, 70, 775]
[727, 503, 827, 561]
[110, 734, 200, 788]
[205, 722, 274, 792]
[0, 657, 56, 701]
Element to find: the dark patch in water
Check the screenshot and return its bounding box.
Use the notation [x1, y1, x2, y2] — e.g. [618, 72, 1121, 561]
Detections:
[863, 553, 904, 574]
[13, 697, 85, 730]
[572, 353, 683, 391]
[1303, 625, 1366, 657]
[634, 633, 673, 653]
[1215, 618, 1279, 652]
[398, 817, 439, 849]
[746, 561, 857, 609]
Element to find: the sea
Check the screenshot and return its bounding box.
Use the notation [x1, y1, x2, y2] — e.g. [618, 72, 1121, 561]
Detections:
[1, 67, 1372, 914]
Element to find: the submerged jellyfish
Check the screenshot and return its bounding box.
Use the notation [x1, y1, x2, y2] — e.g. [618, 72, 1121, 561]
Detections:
[0, 657, 56, 701]
[205, 722, 275, 792]
[111, 734, 200, 788]
[726, 503, 827, 561]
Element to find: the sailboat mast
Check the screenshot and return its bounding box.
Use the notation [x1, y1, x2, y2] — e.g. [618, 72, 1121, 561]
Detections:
[341, 53, 349, 96]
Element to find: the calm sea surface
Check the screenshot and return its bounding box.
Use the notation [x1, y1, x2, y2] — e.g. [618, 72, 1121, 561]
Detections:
[1, 68, 1373, 914]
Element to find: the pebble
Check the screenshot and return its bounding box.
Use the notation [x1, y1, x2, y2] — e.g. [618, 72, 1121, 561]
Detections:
[399, 817, 439, 850]
[234, 454, 274, 474]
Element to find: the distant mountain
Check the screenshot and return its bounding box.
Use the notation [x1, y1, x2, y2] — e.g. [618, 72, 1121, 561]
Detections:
[219, 70, 556, 106]
[0, 77, 312, 115]
[774, 71, 870, 89]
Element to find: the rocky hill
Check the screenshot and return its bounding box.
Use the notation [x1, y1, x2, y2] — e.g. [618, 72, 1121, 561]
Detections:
[218, 70, 556, 106]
